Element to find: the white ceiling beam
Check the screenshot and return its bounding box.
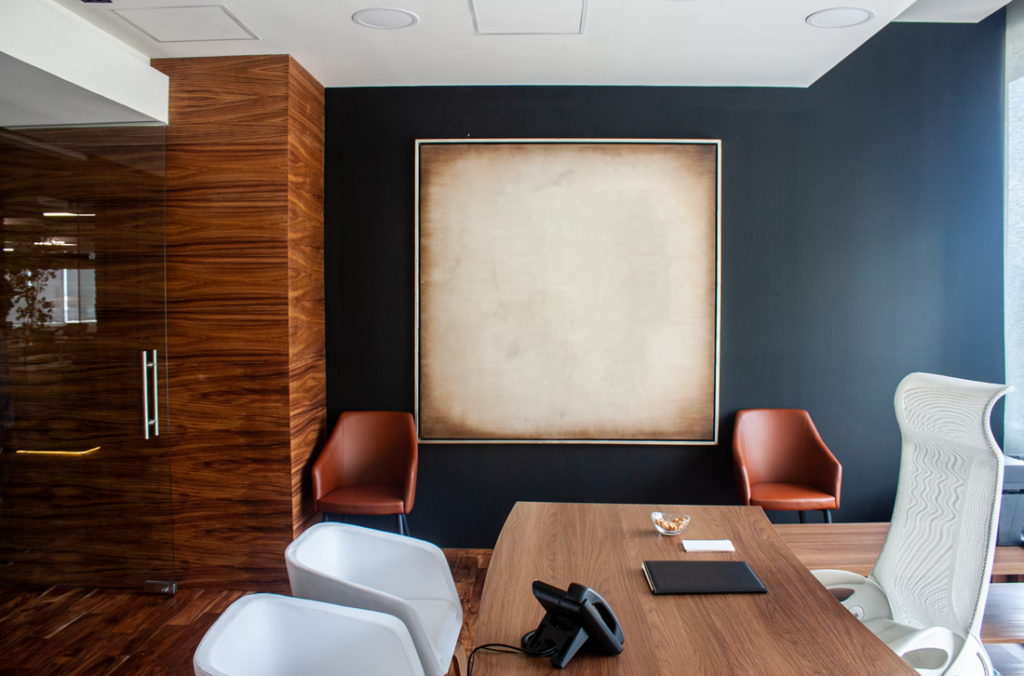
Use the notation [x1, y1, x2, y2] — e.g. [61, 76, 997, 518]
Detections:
[0, 0, 168, 124]
[896, 0, 1011, 23]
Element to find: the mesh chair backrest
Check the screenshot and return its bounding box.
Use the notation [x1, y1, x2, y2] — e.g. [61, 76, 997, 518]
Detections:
[871, 373, 1011, 639]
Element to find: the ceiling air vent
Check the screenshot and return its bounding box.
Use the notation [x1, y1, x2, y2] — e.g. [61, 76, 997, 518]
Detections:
[470, 0, 588, 35]
[113, 5, 259, 43]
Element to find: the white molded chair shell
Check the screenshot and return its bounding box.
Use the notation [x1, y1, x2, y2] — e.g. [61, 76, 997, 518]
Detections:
[286, 523, 463, 676]
[193, 593, 425, 676]
[812, 569, 891, 622]
[813, 372, 1012, 676]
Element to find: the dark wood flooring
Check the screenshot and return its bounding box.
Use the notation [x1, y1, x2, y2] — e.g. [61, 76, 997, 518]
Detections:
[0, 586, 247, 676]
[0, 548, 1020, 676]
[0, 550, 488, 676]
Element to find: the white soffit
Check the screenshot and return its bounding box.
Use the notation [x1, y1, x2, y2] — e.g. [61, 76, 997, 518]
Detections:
[0, 0, 168, 124]
[114, 5, 259, 42]
[896, 0, 1010, 22]
[471, 0, 587, 35]
[0, 51, 155, 126]
[41, 0, 986, 88]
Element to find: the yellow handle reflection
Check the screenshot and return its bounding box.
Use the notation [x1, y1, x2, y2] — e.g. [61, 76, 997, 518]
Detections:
[16, 447, 100, 456]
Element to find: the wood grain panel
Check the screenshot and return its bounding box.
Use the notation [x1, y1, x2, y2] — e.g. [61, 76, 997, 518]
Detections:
[0, 585, 248, 676]
[153, 55, 325, 590]
[476, 503, 917, 676]
[286, 57, 326, 538]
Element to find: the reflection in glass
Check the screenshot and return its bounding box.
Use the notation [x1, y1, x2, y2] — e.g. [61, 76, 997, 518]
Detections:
[5, 268, 97, 326]
[0, 125, 172, 587]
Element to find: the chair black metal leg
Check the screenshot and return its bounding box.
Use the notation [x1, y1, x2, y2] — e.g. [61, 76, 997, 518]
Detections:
[798, 511, 806, 524]
[399, 513, 410, 537]
[823, 509, 832, 524]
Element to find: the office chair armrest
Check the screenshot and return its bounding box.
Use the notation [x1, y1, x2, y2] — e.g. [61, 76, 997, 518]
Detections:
[944, 632, 992, 676]
[731, 445, 752, 505]
[811, 569, 891, 622]
[311, 419, 347, 502]
[401, 413, 418, 513]
[864, 622, 964, 676]
[803, 432, 842, 508]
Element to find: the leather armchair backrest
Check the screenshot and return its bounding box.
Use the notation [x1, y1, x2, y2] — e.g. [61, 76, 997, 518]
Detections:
[312, 411, 418, 510]
[733, 409, 820, 488]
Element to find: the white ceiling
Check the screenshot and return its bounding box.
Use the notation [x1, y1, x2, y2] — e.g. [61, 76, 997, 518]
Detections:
[46, 0, 1010, 88]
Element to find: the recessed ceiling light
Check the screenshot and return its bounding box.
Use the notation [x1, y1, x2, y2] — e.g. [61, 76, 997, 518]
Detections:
[806, 7, 875, 28]
[352, 8, 419, 29]
[43, 212, 95, 217]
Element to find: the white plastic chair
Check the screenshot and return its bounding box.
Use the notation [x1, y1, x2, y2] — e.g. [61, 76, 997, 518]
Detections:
[813, 372, 1012, 676]
[286, 523, 465, 676]
[193, 593, 425, 676]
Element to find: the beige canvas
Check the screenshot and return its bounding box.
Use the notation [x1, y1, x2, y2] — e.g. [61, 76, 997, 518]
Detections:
[416, 140, 720, 442]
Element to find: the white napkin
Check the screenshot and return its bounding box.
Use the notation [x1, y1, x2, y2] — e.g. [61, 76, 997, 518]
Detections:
[681, 539, 735, 552]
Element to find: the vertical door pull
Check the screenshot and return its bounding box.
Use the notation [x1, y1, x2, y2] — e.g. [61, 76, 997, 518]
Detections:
[142, 350, 158, 439]
[142, 351, 150, 440]
[151, 350, 159, 437]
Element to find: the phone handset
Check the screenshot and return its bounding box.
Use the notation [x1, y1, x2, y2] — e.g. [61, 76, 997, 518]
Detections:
[570, 584, 624, 654]
[522, 581, 625, 669]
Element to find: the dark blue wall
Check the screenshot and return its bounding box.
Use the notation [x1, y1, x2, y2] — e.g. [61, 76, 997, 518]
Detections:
[324, 15, 1006, 547]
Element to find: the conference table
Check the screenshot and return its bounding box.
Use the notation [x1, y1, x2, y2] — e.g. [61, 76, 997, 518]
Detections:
[474, 503, 918, 676]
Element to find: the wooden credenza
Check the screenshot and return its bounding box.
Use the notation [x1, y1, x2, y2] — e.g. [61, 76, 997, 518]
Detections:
[774, 522, 1024, 579]
[775, 522, 1024, 645]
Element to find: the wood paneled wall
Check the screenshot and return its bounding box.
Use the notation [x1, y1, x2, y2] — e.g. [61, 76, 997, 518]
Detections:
[153, 56, 325, 590]
[287, 63, 327, 538]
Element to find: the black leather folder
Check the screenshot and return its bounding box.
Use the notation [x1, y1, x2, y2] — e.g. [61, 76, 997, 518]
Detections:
[642, 560, 767, 595]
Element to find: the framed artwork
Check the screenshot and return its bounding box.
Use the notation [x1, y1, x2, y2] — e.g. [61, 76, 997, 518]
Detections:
[415, 139, 720, 443]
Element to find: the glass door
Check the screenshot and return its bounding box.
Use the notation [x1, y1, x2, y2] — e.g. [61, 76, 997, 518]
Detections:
[0, 125, 172, 588]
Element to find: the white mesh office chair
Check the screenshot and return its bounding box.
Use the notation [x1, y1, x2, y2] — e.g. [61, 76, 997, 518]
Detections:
[814, 373, 1012, 676]
[193, 594, 426, 676]
[286, 523, 466, 676]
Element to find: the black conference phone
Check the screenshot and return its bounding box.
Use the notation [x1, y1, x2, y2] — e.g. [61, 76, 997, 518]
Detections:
[521, 581, 625, 669]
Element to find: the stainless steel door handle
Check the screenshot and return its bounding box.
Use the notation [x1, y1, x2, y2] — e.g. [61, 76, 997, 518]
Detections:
[142, 351, 150, 440]
[142, 350, 159, 439]
[151, 350, 159, 437]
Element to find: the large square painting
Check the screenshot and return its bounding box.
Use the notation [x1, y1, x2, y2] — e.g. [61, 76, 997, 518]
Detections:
[416, 140, 720, 443]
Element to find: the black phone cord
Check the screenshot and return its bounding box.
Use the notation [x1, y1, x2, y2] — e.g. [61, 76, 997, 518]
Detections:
[465, 635, 556, 676]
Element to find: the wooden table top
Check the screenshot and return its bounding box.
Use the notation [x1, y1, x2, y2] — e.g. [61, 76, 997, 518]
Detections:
[475, 503, 918, 676]
[775, 522, 1024, 577]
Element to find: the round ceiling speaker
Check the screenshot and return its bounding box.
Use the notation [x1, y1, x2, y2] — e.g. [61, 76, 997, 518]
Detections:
[805, 7, 875, 28]
[352, 7, 420, 29]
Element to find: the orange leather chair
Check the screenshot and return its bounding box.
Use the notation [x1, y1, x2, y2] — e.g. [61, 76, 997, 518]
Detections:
[311, 411, 418, 535]
[732, 409, 842, 523]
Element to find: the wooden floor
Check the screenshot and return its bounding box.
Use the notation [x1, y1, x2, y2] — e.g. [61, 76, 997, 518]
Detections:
[0, 550, 489, 676]
[0, 587, 248, 676]
[0, 548, 1020, 676]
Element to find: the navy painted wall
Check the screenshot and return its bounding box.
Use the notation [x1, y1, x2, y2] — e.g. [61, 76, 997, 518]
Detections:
[324, 16, 1006, 547]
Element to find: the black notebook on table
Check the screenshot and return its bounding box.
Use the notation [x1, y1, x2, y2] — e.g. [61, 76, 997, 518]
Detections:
[642, 561, 767, 595]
